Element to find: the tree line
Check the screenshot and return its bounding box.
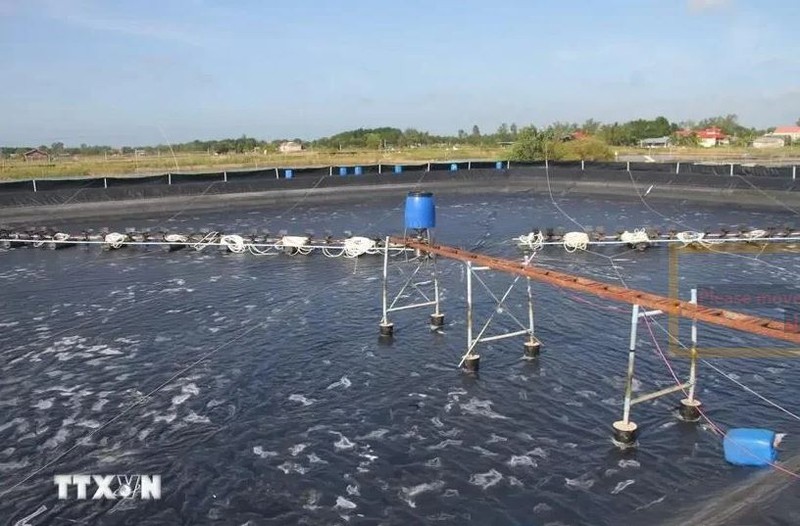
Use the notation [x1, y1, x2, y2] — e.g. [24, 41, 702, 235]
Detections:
[1, 114, 793, 158]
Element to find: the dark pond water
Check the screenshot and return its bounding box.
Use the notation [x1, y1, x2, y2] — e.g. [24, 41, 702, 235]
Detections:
[1, 191, 799, 525]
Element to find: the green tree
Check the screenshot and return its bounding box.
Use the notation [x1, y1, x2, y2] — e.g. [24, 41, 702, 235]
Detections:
[365, 133, 382, 150]
[580, 118, 601, 135]
[510, 126, 551, 161]
[510, 123, 518, 137]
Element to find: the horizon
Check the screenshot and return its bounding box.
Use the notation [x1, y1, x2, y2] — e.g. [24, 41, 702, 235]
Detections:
[1, 0, 798, 146]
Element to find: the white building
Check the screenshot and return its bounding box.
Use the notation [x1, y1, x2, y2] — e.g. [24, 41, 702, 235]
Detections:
[753, 136, 785, 149]
[771, 126, 800, 143]
[279, 141, 303, 153]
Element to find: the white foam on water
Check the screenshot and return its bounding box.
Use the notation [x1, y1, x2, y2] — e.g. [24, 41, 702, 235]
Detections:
[1, 447, 14, 456]
[507, 455, 538, 468]
[611, 480, 635, 495]
[427, 439, 462, 451]
[182, 383, 200, 396]
[326, 376, 352, 390]
[618, 459, 640, 469]
[252, 446, 278, 459]
[32, 399, 54, 410]
[533, 503, 552, 513]
[92, 399, 108, 412]
[307, 453, 328, 464]
[0, 459, 30, 471]
[527, 447, 549, 458]
[471, 446, 498, 457]
[346, 484, 360, 496]
[426, 457, 442, 468]
[138, 428, 152, 441]
[565, 475, 595, 490]
[277, 461, 308, 475]
[487, 433, 508, 444]
[288, 394, 315, 406]
[42, 427, 70, 450]
[76, 419, 101, 429]
[153, 413, 177, 424]
[356, 428, 389, 440]
[330, 432, 356, 450]
[171, 393, 191, 406]
[184, 411, 211, 424]
[469, 469, 503, 489]
[431, 416, 444, 428]
[508, 476, 524, 487]
[302, 489, 321, 510]
[439, 427, 460, 438]
[460, 398, 509, 420]
[399, 481, 445, 508]
[289, 443, 308, 456]
[334, 496, 357, 509]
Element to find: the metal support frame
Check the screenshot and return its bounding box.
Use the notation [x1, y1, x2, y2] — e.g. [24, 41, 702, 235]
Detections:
[618, 288, 701, 442]
[458, 259, 538, 367]
[379, 231, 442, 335]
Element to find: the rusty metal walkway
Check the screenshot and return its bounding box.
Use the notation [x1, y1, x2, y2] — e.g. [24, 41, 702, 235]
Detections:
[394, 237, 800, 345]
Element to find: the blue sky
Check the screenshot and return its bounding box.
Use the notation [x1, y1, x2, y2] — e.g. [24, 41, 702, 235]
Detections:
[0, 0, 798, 145]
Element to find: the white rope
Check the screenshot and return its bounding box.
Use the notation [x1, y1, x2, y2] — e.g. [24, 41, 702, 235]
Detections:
[516, 231, 545, 251]
[743, 229, 767, 240]
[620, 228, 649, 245]
[104, 232, 127, 249]
[343, 236, 376, 258]
[191, 231, 218, 251]
[164, 234, 188, 243]
[676, 231, 705, 247]
[277, 235, 312, 255]
[563, 232, 589, 253]
[220, 234, 246, 253]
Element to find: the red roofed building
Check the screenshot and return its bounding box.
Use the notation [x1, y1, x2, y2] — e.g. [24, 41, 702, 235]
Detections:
[771, 126, 800, 142]
[696, 127, 729, 148]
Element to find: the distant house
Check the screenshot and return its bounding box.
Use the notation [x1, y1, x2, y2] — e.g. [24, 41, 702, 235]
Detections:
[23, 148, 49, 161]
[639, 136, 671, 148]
[753, 136, 785, 149]
[560, 130, 589, 142]
[696, 127, 729, 148]
[771, 126, 800, 143]
[278, 141, 303, 153]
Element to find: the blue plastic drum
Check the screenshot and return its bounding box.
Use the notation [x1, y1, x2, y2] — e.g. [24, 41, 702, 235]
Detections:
[404, 192, 436, 230]
[723, 428, 778, 466]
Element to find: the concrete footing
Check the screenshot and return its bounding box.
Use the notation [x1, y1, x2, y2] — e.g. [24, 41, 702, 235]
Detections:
[678, 398, 702, 422]
[523, 339, 541, 359]
[462, 354, 480, 372]
[612, 420, 638, 446]
[379, 322, 394, 337]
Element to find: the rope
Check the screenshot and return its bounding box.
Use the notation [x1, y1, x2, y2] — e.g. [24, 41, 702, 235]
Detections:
[516, 231, 545, 251]
[104, 232, 127, 249]
[163, 234, 188, 244]
[563, 232, 589, 253]
[743, 229, 767, 240]
[676, 231, 705, 247]
[220, 234, 246, 253]
[343, 236, 376, 258]
[620, 228, 649, 245]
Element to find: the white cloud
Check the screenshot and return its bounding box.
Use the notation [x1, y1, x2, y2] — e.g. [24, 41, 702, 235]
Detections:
[688, 0, 731, 12]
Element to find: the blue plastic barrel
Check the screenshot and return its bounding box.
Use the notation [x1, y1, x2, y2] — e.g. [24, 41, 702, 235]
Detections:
[394, 165, 403, 174]
[339, 167, 348, 176]
[285, 169, 293, 179]
[723, 428, 777, 466]
[404, 192, 436, 230]
[450, 163, 458, 172]
[496, 161, 504, 170]
[354, 166, 363, 175]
